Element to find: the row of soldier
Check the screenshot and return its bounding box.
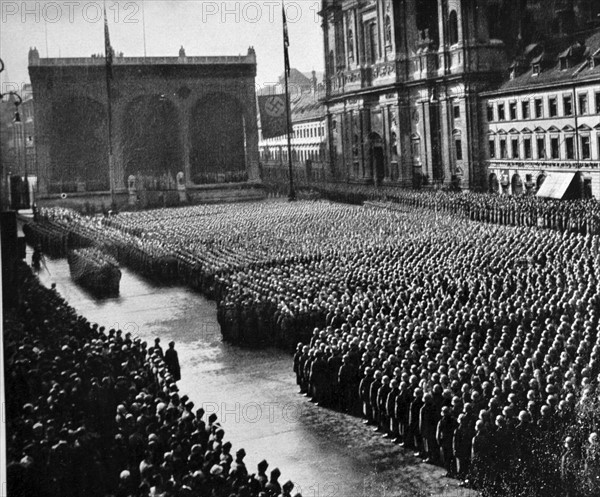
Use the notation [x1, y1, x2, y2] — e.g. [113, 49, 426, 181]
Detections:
[286, 221, 600, 496]
[308, 182, 600, 235]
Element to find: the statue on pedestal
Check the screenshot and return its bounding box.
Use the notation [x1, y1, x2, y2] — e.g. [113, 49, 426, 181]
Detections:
[176, 171, 186, 202]
[128, 175, 137, 205]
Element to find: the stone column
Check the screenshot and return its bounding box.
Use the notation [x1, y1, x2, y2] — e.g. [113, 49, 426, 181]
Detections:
[398, 94, 412, 187]
[439, 96, 453, 186]
[179, 100, 192, 186]
[420, 99, 433, 182]
[243, 84, 261, 183]
[34, 95, 51, 195]
[382, 105, 391, 182]
[342, 110, 353, 180]
[360, 108, 372, 180]
[111, 99, 126, 191]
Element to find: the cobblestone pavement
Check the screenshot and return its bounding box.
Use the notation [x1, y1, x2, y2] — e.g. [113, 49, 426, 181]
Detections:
[35, 251, 477, 497]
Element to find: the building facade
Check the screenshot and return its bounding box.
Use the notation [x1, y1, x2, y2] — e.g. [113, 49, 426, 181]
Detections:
[258, 70, 329, 184]
[483, 31, 600, 198]
[28, 47, 260, 196]
[320, 0, 507, 190]
[319, 0, 600, 196]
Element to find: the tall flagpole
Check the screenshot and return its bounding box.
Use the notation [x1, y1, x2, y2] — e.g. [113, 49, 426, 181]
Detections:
[141, 0, 147, 57]
[282, 1, 295, 201]
[104, 1, 115, 208]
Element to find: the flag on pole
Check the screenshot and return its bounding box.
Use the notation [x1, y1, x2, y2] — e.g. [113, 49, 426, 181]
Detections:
[103, 0, 115, 195]
[282, 2, 290, 77]
[258, 94, 287, 139]
[103, 3, 113, 79]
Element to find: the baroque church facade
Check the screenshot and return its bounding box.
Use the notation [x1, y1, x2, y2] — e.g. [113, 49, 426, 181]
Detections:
[319, 0, 600, 192]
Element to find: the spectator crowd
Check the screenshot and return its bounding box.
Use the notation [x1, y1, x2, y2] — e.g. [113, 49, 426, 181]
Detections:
[5, 263, 298, 497]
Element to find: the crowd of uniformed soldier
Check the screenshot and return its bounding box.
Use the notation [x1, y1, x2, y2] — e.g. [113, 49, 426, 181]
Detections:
[5, 263, 299, 497]
[67, 247, 122, 296]
[286, 223, 600, 496]
[23, 194, 600, 496]
[309, 182, 600, 235]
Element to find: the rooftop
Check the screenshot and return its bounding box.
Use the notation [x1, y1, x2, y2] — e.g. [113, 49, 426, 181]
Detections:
[27, 46, 257, 67]
[484, 28, 600, 95]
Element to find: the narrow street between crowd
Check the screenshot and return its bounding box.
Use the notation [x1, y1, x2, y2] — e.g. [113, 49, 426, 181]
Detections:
[34, 250, 475, 497]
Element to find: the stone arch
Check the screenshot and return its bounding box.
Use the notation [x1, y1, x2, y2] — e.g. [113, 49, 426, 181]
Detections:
[121, 94, 182, 187]
[489, 173, 499, 193]
[190, 93, 247, 184]
[511, 173, 524, 196]
[49, 96, 108, 192]
[416, 0, 439, 44]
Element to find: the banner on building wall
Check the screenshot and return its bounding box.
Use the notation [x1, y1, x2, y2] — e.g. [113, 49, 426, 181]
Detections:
[258, 94, 288, 139]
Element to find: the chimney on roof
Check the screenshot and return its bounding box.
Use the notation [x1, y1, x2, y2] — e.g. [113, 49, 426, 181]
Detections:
[311, 70, 318, 96]
[28, 47, 40, 65]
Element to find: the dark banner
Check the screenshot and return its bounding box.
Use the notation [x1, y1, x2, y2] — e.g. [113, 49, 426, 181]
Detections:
[258, 94, 287, 139]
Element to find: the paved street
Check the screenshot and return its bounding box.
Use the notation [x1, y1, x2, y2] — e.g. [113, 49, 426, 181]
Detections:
[34, 251, 474, 497]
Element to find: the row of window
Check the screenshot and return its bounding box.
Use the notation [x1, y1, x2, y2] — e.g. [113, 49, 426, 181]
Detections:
[487, 91, 600, 122]
[489, 134, 598, 161]
[262, 124, 325, 142]
[260, 147, 325, 163]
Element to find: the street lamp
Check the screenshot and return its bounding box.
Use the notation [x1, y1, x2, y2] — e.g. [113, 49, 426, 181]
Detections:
[1, 88, 24, 209]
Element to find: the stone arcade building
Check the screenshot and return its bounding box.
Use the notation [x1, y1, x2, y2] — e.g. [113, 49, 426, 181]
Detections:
[28, 47, 262, 205]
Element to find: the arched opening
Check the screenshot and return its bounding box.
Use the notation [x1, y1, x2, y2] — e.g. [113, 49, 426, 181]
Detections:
[489, 173, 499, 193]
[122, 95, 182, 188]
[49, 97, 108, 192]
[536, 173, 546, 190]
[190, 94, 247, 184]
[411, 133, 423, 189]
[416, 0, 439, 44]
[500, 172, 510, 194]
[511, 173, 524, 196]
[369, 131, 385, 183]
[448, 10, 459, 45]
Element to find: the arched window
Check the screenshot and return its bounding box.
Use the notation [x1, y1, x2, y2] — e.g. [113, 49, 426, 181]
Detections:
[489, 173, 499, 193]
[448, 10, 459, 46]
[511, 173, 524, 196]
[416, 0, 439, 43]
[453, 129, 463, 161]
